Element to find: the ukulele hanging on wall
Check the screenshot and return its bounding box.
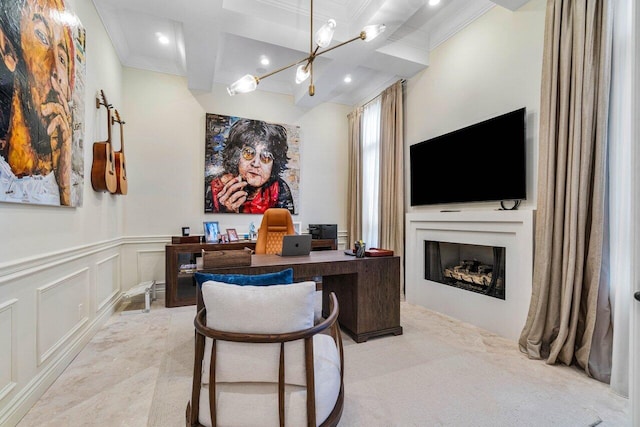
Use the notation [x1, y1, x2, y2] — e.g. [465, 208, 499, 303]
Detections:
[91, 90, 117, 193]
[112, 109, 128, 195]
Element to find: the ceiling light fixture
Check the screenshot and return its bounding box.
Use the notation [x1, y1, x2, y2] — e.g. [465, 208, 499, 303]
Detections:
[226, 0, 385, 97]
[155, 32, 170, 45]
[428, 0, 441, 6]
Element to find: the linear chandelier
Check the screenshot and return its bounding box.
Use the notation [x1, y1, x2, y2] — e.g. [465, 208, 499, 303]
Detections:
[227, 0, 385, 97]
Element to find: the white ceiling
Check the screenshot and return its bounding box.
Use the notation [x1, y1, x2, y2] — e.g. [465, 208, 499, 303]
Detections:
[91, 0, 530, 108]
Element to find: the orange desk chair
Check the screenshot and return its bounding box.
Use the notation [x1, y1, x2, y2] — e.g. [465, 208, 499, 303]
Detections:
[254, 208, 295, 254]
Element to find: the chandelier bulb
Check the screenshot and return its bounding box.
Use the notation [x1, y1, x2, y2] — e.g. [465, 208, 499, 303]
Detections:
[315, 19, 336, 48]
[361, 24, 386, 42]
[295, 64, 311, 84]
[227, 74, 258, 96]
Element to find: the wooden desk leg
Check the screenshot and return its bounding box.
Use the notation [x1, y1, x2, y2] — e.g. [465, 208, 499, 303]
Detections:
[322, 265, 403, 343]
[322, 274, 358, 340]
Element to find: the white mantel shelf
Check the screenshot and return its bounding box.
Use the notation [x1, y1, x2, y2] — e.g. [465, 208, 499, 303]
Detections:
[405, 210, 535, 341]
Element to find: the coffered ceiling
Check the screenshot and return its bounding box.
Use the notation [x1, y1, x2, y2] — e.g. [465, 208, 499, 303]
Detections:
[91, 0, 530, 108]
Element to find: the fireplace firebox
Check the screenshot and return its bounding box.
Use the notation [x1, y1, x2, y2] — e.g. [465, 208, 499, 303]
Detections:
[424, 241, 506, 300]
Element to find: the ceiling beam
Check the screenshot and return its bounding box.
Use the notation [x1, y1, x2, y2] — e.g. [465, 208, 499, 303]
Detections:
[491, 0, 531, 11]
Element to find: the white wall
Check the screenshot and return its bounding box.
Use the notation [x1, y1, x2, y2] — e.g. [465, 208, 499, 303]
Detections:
[405, 0, 546, 213]
[0, 0, 126, 424]
[121, 68, 351, 238]
[0, 0, 124, 262]
[402, 0, 545, 337]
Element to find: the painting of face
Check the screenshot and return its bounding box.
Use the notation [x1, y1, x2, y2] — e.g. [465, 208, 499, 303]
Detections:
[0, 0, 85, 207]
[204, 114, 300, 214]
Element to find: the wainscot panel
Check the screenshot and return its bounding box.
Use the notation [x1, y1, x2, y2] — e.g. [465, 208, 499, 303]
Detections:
[36, 268, 90, 366]
[0, 299, 17, 402]
[136, 249, 165, 285]
[96, 254, 120, 312]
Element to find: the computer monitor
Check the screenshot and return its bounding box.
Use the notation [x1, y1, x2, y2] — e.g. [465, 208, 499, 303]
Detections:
[308, 224, 337, 240]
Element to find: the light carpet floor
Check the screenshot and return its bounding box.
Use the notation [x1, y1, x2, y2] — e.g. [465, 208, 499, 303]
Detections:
[18, 296, 629, 426]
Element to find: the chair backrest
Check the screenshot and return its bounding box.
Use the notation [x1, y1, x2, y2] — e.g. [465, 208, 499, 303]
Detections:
[186, 281, 344, 427]
[255, 208, 295, 254]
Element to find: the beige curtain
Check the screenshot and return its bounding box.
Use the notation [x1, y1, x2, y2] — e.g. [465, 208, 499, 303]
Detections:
[378, 81, 405, 293]
[346, 80, 404, 294]
[519, 0, 613, 381]
[347, 108, 362, 247]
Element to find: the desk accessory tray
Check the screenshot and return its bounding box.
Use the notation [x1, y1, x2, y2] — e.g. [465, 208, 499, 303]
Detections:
[365, 248, 394, 257]
[350, 248, 394, 257]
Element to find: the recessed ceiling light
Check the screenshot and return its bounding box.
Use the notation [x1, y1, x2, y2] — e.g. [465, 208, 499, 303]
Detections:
[344, 75, 352, 83]
[260, 56, 270, 66]
[155, 32, 169, 45]
[429, 0, 441, 6]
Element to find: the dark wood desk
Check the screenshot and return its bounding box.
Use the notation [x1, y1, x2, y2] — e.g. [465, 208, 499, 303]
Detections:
[194, 251, 403, 343]
[165, 239, 337, 307]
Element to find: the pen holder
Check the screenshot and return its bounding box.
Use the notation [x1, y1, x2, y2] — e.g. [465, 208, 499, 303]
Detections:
[355, 240, 366, 258]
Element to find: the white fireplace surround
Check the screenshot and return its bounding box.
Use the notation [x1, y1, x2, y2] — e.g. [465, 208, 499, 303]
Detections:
[405, 210, 535, 341]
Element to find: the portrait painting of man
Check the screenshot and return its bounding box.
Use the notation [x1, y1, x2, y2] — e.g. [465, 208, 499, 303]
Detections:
[204, 114, 300, 214]
[0, 0, 86, 207]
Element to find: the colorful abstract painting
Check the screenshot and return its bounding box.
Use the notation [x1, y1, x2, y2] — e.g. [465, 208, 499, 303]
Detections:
[0, 0, 86, 207]
[204, 113, 300, 214]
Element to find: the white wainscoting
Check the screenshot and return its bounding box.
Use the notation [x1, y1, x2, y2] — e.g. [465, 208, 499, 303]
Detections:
[406, 210, 534, 341]
[0, 236, 168, 426]
[337, 230, 348, 250]
[0, 299, 17, 402]
[36, 268, 90, 366]
[136, 249, 165, 285]
[96, 254, 120, 312]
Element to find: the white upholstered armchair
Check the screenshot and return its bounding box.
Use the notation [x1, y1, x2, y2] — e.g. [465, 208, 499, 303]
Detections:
[186, 280, 344, 427]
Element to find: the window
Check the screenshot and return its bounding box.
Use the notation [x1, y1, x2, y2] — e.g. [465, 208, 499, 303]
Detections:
[361, 98, 381, 248]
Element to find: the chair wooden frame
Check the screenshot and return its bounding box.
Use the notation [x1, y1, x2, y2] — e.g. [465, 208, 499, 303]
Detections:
[186, 292, 344, 427]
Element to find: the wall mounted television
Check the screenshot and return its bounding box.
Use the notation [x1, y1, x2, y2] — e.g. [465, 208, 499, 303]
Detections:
[410, 107, 526, 206]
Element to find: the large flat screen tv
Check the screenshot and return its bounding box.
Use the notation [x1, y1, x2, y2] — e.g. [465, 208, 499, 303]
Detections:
[410, 108, 526, 206]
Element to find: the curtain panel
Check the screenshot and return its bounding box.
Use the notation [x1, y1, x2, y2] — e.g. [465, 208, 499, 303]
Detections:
[519, 0, 613, 382]
[379, 81, 405, 294]
[347, 108, 362, 247]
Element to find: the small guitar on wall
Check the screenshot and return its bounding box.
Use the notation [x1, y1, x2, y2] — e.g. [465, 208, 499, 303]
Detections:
[91, 90, 117, 193]
[112, 109, 128, 195]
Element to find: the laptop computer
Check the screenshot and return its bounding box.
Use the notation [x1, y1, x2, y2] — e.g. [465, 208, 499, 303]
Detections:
[278, 234, 312, 256]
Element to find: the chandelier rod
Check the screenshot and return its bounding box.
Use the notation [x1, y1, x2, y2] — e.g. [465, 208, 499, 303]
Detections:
[309, 0, 315, 95]
[257, 57, 311, 82]
[310, 0, 314, 53]
[256, 34, 364, 83]
[314, 34, 364, 57]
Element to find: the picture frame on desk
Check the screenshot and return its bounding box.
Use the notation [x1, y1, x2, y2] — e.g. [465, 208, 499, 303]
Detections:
[226, 228, 239, 242]
[203, 221, 220, 243]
